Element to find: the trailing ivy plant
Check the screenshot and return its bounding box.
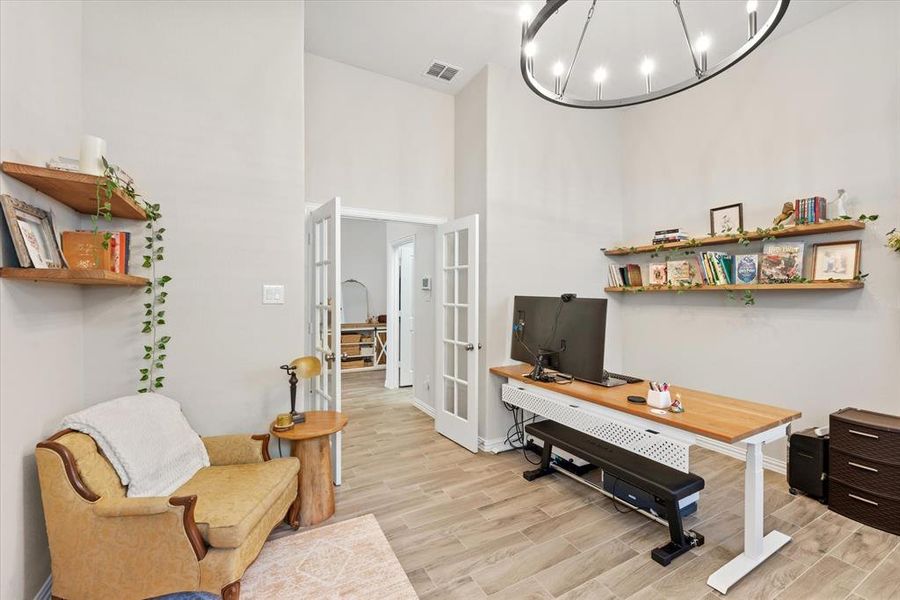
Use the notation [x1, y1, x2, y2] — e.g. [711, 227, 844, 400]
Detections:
[94, 158, 172, 393]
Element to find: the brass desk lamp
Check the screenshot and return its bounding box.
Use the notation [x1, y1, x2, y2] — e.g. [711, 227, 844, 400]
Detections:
[280, 356, 321, 424]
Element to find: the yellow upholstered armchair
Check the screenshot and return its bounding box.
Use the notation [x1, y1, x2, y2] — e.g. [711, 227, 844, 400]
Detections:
[36, 429, 301, 600]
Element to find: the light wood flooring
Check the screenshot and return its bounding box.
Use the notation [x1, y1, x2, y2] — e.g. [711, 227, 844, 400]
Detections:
[284, 371, 900, 600]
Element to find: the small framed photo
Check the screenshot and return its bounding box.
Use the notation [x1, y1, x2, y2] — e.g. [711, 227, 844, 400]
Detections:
[812, 240, 861, 281]
[1, 194, 65, 268]
[709, 203, 744, 236]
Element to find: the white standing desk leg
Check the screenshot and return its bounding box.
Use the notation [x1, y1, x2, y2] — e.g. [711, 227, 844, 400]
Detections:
[707, 436, 791, 594]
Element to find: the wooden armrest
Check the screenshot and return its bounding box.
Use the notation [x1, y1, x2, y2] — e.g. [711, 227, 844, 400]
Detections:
[92, 495, 207, 560]
[202, 434, 271, 465]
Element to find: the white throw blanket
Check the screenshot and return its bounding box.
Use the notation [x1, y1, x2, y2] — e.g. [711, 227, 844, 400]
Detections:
[61, 393, 210, 497]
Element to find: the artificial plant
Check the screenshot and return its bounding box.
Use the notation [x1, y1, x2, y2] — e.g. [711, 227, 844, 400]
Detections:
[94, 158, 172, 392]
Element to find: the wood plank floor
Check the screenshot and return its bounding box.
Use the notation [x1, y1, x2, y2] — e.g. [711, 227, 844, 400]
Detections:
[275, 371, 900, 600]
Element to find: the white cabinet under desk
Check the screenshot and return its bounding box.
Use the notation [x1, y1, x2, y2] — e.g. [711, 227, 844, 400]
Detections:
[491, 363, 801, 595]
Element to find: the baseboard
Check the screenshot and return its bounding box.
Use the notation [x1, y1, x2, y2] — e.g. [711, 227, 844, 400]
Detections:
[34, 575, 51, 600]
[411, 397, 435, 418]
[478, 436, 515, 454]
[695, 437, 787, 475]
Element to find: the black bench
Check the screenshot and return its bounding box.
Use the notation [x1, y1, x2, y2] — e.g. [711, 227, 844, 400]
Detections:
[523, 419, 705, 565]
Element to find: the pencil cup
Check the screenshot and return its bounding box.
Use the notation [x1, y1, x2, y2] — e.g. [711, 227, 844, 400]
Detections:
[647, 390, 672, 409]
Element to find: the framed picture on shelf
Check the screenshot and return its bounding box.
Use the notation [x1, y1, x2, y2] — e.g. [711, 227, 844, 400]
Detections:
[709, 203, 744, 236]
[812, 241, 860, 281]
[0, 194, 64, 268]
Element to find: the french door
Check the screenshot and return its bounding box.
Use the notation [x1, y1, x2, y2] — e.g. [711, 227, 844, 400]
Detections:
[307, 197, 343, 484]
[435, 215, 480, 452]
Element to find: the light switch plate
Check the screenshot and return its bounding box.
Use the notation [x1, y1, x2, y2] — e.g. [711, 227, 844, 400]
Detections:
[262, 284, 284, 305]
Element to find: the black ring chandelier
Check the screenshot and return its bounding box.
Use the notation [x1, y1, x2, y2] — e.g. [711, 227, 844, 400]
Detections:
[520, 0, 790, 109]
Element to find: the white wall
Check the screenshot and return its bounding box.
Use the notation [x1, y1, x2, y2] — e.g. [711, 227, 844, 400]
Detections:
[80, 1, 306, 435]
[0, 2, 86, 597]
[618, 0, 900, 460]
[305, 53, 455, 219]
[342, 218, 387, 319]
[479, 64, 627, 444]
[386, 222, 436, 407]
[453, 67, 490, 439]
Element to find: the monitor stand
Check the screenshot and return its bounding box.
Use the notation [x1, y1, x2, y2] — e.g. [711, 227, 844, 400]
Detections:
[598, 376, 628, 388]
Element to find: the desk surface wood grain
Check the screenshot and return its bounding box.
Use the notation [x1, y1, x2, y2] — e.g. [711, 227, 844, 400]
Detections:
[490, 363, 800, 444]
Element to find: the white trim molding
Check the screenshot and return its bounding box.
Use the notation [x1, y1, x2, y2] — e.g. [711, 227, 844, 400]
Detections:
[305, 202, 447, 226]
[412, 397, 435, 418]
[34, 575, 51, 600]
[478, 436, 515, 454]
[696, 437, 787, 474]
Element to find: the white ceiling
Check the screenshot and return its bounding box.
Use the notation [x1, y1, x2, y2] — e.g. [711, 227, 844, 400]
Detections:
[306, 1, 852, 98]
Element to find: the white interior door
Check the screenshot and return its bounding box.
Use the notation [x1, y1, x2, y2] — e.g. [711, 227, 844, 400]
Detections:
[398, 242, 415, 387]
[307, 197, 343, 485]
[435, 214, 479, 453]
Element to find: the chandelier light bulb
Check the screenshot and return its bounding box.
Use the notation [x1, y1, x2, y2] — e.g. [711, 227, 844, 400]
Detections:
[523, 41, 537, 57]
[695, 34, 711, 53]
[519, 4, 534, 22]
[747, 0, 758, 38]
[640, 58, 655, 76]
[593, 67, 607, 84]
[552, 61, 565, 77]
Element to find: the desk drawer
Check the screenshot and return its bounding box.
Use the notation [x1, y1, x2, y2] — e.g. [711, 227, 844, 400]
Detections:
[500, 383, 691, 472]
[829, 479, 900, 536]
[830, 413, 900, 462]
[830, 448, 900, 498]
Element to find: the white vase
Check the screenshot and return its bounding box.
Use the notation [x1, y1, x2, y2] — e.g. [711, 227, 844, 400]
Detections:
[79, 135, 107, 175]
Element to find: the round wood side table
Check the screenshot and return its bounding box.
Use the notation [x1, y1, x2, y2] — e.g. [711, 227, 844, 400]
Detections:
[270, 410, 348, 527]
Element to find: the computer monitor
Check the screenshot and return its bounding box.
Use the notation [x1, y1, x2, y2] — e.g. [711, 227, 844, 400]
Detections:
[510, 295, 608, 385]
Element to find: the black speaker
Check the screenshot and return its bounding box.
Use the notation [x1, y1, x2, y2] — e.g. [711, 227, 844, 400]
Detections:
[787, 428, 829, 502]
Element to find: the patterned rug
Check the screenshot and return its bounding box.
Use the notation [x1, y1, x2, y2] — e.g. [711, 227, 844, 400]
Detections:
[241, 514, 417, 599]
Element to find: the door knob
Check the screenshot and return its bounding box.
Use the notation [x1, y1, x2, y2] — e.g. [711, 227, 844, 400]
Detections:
[324, 352, 336, 364]
[465, 343, 481, 351]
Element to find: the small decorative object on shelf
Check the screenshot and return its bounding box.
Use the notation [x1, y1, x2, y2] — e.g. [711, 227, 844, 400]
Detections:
[812, 240, 861, 281]
[709, 203, 743, 236]
[0, 194, 64, 269]
[828, 188, 850, 219]
[670, 393, 684, 413]
[772, 201, 795, 227]
[79, 134, 107, 176]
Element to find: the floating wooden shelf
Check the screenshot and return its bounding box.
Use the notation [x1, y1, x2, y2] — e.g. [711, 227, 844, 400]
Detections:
[605, 282, 864, 293]
[1, 162, 147, 220]
[0, 268, 148, 286]
[604, 221, 866, 256]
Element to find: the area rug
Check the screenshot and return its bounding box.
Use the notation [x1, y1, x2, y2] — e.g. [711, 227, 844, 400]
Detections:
[241, 514, 418, 599]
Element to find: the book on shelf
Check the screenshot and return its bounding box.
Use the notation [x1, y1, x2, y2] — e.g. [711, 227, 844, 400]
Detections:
[794, 197, 827, 225]
[666, 260, 700, 285]
[61, 230, 130, 273]
[649, 263, 667, 285]
[607, 263, 644, 287]
[45, 157, 81, 172]
[760, 242, 805, 283]
[734, 254, 759, 284]
[695, 251, 735, 285]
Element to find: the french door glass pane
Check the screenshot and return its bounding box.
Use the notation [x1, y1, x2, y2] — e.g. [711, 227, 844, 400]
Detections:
[444, 377, 455, 413]
[458, 229, 468, 266]
[444, 342, 454, 376]
[457, 383, 468, 419]
[456, 344, 468, 381]
[445, 232, 456, 267]
[444, 308, 455, 340]
[444, 270, 455, 304]
[457, 269, 468, 304]
[457, 307, 468, 343]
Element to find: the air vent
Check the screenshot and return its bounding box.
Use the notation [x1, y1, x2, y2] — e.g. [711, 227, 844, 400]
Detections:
[423, 60, 461, 83]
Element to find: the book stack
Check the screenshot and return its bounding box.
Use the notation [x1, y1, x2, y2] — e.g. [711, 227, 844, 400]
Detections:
[61, 231, 131, 273]
[607, 263, 643, 287]
[652, 228, 690, 244]
[697, 251, 734, 285]
[795, 197, 827, 224]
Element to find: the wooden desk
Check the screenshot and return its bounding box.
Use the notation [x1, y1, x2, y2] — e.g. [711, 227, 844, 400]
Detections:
[490, 364, 799, 444]
[490, 363, 801, 595]
[271, 411, 349, 527]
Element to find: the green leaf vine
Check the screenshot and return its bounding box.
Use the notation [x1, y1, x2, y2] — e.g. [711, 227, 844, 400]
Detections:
[94, 159, 172, 393]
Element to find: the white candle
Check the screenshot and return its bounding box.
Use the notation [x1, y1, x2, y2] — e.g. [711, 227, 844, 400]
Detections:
[79, 135, 107, 175]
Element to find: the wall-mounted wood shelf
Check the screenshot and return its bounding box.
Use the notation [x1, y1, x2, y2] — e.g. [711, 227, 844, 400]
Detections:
[1, 162, 147, 220]
[0, 268, 148, 286]
[604, 221, 866, 256]
[605, 281, 863, 293]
